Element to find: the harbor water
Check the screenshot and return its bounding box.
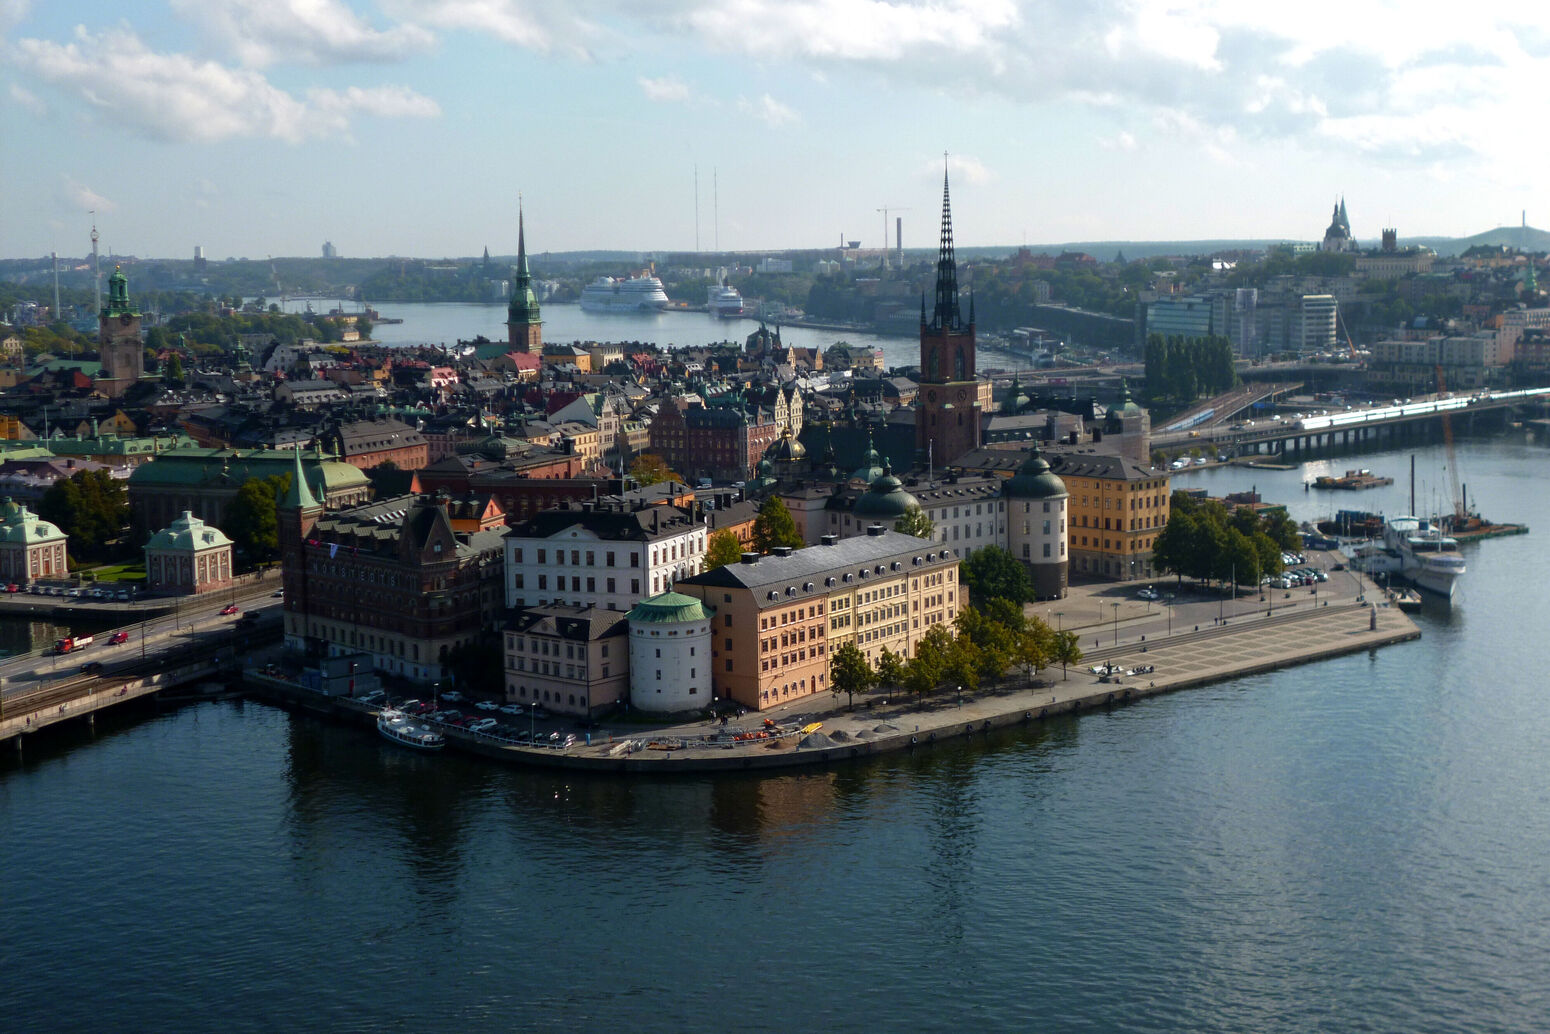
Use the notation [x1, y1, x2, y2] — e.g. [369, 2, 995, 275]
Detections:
[5, 437, 1549, 1032]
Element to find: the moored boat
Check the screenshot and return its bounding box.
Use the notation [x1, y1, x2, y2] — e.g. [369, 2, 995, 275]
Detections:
[1384, 515, 1466, 599]
[580, 273, 670, 313]
[377, 708, 445, 751]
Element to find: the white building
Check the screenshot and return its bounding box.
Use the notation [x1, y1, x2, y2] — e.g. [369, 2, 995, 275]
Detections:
[626, 592, 716, 712]
[504, 501, 708, 612]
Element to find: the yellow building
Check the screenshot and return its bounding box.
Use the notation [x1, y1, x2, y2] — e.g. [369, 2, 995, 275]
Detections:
[676, 526, 962, 710]
[1049, 452, 1170, 581]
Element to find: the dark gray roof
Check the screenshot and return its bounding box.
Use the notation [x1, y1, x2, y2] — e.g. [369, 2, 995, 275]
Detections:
[509, 604, 629, 640]
[509, 502, 703, 543]
[680, 529, 957, 608]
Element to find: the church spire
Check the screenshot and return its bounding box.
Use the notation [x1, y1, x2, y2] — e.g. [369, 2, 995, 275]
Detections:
[507, 196, 542, 350]
[929, 159, 962, 332]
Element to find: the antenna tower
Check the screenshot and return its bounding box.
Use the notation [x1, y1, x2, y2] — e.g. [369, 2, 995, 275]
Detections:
[90, 215, 100, 315]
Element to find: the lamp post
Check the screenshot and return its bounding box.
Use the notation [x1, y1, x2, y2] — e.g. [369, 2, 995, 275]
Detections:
[1053, 610, 1064, 633]
[1165, 594, 1174, 636]
[956, 684, 962, 707]
[1110, 601, 1120, 645]
[530, 699, 537, 744]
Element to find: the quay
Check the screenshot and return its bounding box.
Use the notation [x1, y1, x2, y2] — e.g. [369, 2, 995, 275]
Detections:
[244, 562, 1419, 773]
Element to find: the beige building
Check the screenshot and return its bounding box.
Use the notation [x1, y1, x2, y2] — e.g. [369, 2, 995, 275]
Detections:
[676, 526, 961, 710]
[144, 510, 234, 595]
[0, 500, 68, 584]
[503, 604, 629, 718]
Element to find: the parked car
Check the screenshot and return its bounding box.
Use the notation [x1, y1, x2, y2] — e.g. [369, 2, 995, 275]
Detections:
[357, 690, 385, 705]
[468, 718, 498, 733]
[441, 690, 464, 703]
[500, 704, 524, 716]
[4, 583, 18, 593]
[475, 700, 499, 711]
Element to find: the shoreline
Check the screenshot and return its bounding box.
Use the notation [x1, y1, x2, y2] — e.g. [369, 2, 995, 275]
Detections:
[244, 596, 1420, 774]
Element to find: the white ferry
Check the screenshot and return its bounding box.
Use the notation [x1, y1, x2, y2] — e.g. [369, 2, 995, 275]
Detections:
[376, 708, 445, 751]
[706, 281, 745, 318]
[579, 273, 670, 314]
[1384, 515, 1465, 599]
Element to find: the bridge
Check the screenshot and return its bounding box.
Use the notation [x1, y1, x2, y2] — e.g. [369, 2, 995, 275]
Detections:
[0, 585, 284, 748]
[1153, 387, 1550, 457]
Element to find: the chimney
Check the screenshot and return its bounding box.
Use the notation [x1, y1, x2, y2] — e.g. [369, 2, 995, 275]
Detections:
[772, 546, 793, 557]
[820, 534, 838, 546]
[866, 524, 886, 536]
[740, 552, 759, 564]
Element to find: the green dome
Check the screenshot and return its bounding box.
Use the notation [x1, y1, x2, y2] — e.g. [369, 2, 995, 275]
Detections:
[850, 431, 885, 483]
[853, 461, 919, 519]
[1002, 375, 1029, 414]
[626, 591, 714, 624]
[145, 510, 232, 553]
[1105, 379, 1143, 432]
[1003, 447, 1067, 500]
[0, 502, 65, 545]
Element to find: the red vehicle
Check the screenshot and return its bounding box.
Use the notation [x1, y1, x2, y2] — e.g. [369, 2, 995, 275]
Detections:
[220, 604, 239, 615]
[109, 631, 130, 645]
[4, 583, 19, 593]
[54, 635, 94, 654]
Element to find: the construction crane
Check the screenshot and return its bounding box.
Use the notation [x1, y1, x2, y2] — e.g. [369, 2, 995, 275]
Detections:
[1435, 364, 1466, 526]
[876, 206, 910, 268]
[268, 256, 284, 303]
[1334, 301, 1360, 363]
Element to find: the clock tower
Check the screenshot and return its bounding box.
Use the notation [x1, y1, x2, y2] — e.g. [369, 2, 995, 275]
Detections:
[96, 265, 143, 398]
[916, 167, 980, 464]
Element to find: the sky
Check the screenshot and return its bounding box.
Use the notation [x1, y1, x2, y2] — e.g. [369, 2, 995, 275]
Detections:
[4, 1, 1550, 261]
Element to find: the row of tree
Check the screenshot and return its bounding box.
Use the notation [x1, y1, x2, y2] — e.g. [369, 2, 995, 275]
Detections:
[829, 598, 1082, 709]
[1143, 333, 1237, 405]
[1149, 491, 1302, 588]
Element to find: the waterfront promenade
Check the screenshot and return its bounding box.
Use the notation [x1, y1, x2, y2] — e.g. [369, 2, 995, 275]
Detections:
[249, 556, 1421, 773]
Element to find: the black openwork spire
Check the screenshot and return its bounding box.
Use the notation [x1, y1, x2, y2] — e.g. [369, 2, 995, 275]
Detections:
[930, 161, 962, 332]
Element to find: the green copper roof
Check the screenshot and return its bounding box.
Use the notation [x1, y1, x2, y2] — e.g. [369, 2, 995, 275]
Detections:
[145, 510, 232, 553]
[0, 501, 66, 545]
[102, 265, 139, 318]
[626, 591, 715, 624]
[507, 204, 541, 326]
[1003, 447, 1068, 500]
[850, 430, 885, 483]
[281, 445, 320, 510]
[853, 461, 918, 519]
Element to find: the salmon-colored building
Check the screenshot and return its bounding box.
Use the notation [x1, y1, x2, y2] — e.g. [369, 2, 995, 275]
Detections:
[676, 526, 962, 711]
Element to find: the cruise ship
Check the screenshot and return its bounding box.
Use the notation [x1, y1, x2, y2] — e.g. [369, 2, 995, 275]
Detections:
[579, 273, 670, 314]
[706, 281, 746, 319]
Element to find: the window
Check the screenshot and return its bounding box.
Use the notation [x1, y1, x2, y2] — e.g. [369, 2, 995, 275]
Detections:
[538, 575, 547, 589]
[537, 549, 546, 563]
[607, 577, 615, 593]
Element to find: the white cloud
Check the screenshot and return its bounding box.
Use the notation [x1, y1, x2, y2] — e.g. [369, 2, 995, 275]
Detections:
[926, 153, 989, 185]
[9, 83, 44, 115]
[1099, 130, 1137, 151]
[382, 0, 600, 56]
[61, 176, 114, 213]
[170, 0, 435, 67]
[12, 27, 440, 144]
[638, 75, 690, 102]
[737, 93, 798, 127]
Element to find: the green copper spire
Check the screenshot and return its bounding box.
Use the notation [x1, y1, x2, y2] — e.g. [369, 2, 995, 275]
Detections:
[282, 445, 319, 511]
[102, 265, 139, 318]
[507, 201, 541, 327]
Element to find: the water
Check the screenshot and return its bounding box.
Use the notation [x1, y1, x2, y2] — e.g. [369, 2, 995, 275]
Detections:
[5, 436, 1549, 1032]
[287, 299, 923, 369]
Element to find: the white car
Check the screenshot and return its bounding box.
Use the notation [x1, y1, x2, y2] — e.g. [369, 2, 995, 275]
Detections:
[475, 700, 498, 711]
[500, 704, 524, 716]
[440, 690, 464, 703]
[468, 718, 498, 733]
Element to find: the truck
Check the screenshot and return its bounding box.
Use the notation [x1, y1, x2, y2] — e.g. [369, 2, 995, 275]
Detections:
[54, 634, 94, 654]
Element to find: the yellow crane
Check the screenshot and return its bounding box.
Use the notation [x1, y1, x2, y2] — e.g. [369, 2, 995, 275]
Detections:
[1435, 364, 1466, 525]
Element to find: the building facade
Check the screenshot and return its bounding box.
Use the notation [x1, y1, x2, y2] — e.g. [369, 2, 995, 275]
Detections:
[626, 592, 716, 712]
[503, 604, 628, 717]
[1054, 452, 1170, 580]
[144, 510, 234, 595]
[96, 266, 143, 398]
[676, 527, 962, 710]
[0, 500, 67, 584]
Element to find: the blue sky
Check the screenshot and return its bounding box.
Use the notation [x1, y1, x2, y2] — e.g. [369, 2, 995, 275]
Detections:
[4, 1, 1548, 260]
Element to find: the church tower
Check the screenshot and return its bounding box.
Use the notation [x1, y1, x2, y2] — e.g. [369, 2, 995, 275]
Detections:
[97, 265, 143, 398]
[915, 167, 981, 464]
[506, 203, 543, 353]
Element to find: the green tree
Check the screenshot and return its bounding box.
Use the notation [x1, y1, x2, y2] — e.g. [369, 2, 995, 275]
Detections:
[829, 642, 875, 711]
[874, 646, 905, 697]
[959, 545, 1034, 605]
[629, 453, 681, 487]
[903, 625, 955, 701]
[894, 505, 935, 539]
[752, 496, 804, 553]
[223, 475, 290, 565]
[1051, 630, 1083, 680]
[355, 315, 373, 339]
[704, 529, 745, 571]
[38, 469, 129, 562]
[163, 352, 184, 383]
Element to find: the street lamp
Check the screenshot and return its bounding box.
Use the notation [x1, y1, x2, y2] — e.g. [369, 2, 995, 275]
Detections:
[530, 699, 537, 744]
[956, 684, 962, 707]
[1053, 610, 1064, 633]
[1165, 594, 1174, 636]
[1110, 601, 1120, 645]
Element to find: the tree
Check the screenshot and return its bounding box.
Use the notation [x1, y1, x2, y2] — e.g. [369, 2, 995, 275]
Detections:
[38, 469, 129, 562]
[704, 529, 744, 571]
[163, 352, 184, 383]
[1051, 630, 1083, 680]
[894, 505, 935, 539]
[355, 315, 373, 339]
[959, 545, 1034, 605]
[829, 642, 875, 711]
[629, 453, 681, 487]
[365, 460, 401, 496]
[752, 496, 804, 553]
[903, 626, 955, 701]
[874, 647, 904, 697]
[223, 475, 289, 565]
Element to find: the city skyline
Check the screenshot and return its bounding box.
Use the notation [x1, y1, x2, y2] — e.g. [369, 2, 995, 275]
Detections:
[5, 1, 1550, 260]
